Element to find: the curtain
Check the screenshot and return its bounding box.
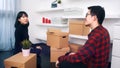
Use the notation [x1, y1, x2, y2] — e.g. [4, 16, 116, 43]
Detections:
[0, 0, 20, 51]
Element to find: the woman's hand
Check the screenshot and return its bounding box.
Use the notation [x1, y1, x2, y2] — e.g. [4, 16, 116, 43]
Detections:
[55, 60, 59, 68]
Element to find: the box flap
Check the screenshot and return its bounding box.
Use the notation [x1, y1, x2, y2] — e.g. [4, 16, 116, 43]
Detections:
[47, 28, 61, 33]
[51, 47, 70, 52]
[47, 32, 68, 37]
[47, 28, 68, 36]
[69, 20, 84, 25]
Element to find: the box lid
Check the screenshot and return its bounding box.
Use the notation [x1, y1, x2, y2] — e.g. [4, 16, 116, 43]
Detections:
[69, 20, 84, 25]
[51, 47, 70, 52]
[47, 28, 68, 36]
[47, 28, 61, 33]
[47, 32, 68, 36]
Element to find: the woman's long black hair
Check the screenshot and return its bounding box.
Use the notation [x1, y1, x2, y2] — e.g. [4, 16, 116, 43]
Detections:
[14, 11, 29, 28]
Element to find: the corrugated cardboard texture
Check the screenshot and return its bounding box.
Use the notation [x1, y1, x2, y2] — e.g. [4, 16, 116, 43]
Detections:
[47, 28, 69, 48]
[47, 28, 61, 34]
[4, 52, 36, 68]
[83, 24, 90, 36]
[69, 20, 90, 36]
[50, 47, 70, 62]
[69, 43, 83, 53]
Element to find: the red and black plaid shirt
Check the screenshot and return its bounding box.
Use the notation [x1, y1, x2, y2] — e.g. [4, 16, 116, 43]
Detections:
[58, 25, 110, 68]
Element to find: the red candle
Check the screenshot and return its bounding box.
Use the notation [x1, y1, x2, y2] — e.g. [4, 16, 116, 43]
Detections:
[46, 18, 48, 23]
[42, 17, 45, 23]
[49, 20, 51, 24]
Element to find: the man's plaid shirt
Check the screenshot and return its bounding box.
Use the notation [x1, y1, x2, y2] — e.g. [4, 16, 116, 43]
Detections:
[58, 25, 110, 68]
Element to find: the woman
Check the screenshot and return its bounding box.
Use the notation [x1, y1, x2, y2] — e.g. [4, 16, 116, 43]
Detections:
[14, 11, 42, 68]
[14, 11, 29, 54]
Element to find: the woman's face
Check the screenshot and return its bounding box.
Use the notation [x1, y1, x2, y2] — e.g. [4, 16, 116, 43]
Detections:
[18, 14, 28, 24]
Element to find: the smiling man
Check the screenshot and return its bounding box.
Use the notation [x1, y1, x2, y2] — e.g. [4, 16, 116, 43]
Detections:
[56, 5, 110, 68]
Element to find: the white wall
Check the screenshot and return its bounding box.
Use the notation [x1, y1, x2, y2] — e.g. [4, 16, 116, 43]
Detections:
[20, 0, 120, 43]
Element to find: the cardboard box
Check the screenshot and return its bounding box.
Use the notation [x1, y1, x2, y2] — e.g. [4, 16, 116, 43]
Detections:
[50, 47, 70, 62]
[47, 28, 69, 48]
[69, 20, 84, 35]
[69, 20, 90, 36]
[4, 52, 36, 68]
[83, 24, 90, 36]
[47, 28, 61, 34]
[69, 43, 83, 52]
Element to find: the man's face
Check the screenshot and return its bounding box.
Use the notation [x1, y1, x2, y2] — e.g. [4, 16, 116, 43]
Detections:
[85, 10, 94, 26]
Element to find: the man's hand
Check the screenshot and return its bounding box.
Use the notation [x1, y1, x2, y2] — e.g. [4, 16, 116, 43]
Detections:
[55, 52, 75, 68]
[55, 60, 59, 68]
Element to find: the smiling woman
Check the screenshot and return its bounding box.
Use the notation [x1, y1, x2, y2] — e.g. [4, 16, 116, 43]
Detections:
[0, 0, 20, 51]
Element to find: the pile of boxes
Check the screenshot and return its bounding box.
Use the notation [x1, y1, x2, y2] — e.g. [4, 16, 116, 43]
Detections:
[47, 28, 69, 62]
[47, 19, 90, 62]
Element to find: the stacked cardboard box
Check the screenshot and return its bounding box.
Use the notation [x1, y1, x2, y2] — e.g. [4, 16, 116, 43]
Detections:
[69, 20, 90, 36]
[69, 43, 83, 53]
[47, 28, 70, 62]
[50, 47, 70, 62]
[47, 28, 69, 48]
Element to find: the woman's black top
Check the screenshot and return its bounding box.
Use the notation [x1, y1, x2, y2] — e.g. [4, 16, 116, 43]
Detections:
[14, 23, 29, 54]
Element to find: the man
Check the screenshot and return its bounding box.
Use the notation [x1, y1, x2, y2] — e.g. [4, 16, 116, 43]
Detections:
[56, 5, 110, 68]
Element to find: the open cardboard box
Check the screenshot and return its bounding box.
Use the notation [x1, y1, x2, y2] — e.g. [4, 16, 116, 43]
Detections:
[47, 28, 69, 48]
[69, 20, 90, 36]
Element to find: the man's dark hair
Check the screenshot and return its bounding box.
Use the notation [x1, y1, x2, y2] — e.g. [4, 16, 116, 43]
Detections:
[88, 6, 105, 25]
